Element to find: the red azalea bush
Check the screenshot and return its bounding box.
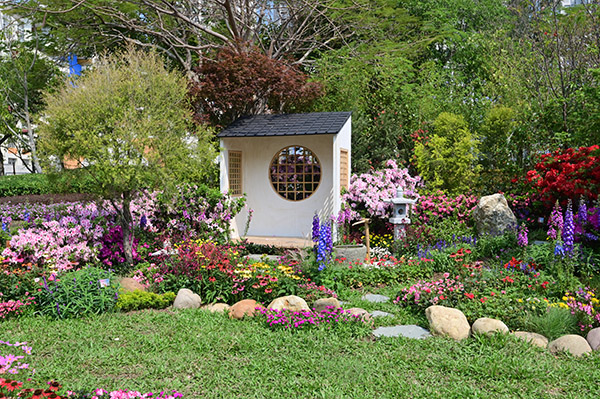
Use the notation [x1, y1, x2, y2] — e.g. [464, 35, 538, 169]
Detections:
[526, 145, 600, 206]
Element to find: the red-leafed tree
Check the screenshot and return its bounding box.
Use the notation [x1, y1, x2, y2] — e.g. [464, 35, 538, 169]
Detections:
[190, 46, 323, 127]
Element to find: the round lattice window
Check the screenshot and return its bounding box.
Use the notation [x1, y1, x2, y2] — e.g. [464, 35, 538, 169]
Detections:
[269, 146, 321, 201]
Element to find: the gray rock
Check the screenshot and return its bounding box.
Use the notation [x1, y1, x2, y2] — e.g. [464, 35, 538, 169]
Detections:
[426, 305, 471, 341]
[246, 254, 281, 263]
[548, 334, 592, 357]
[173, 288, 202, 309]
[334, 244, 367, 263]
[587, 327, 600, 350]
[313, 297, 341, 313]
[373, 325, 431, 339]
[472, 317, 509, 335]
[473, 193, 517, 236]
[512, 331, 548, 348]
[370, 310, 394, 318]
[361, 294, 390, 303]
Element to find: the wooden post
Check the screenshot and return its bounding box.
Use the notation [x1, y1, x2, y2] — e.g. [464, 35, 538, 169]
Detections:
[364, 218, 371, 263]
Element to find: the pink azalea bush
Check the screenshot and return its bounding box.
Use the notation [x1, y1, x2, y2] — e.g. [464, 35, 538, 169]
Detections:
[341, 159, 421, 220]
[411, 190, 478, 225]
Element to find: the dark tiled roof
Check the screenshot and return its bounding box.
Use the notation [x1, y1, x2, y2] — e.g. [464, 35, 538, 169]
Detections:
[217, 112, 351, 138]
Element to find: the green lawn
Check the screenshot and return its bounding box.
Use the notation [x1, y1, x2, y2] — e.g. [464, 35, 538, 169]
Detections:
[4, 309, 600, 399]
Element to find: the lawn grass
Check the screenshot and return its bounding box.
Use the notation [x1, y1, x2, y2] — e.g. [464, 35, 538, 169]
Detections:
[4, 309, 600, 398]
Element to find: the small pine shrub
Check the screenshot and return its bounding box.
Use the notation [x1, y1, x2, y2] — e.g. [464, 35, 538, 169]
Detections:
[116, 290, 176, 312]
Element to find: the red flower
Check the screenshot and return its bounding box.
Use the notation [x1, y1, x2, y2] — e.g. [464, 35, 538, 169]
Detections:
[208, 276, 216, 282]
[465, 293, 475, 299]
[480, 297, 487, 303]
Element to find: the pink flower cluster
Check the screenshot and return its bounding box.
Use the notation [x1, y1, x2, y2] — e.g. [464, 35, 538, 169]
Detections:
[257, 306, 370, 330]
[89, 388, 182, 399]
[1, 194, 158, 270]
[2, 219, 104, 271]
[412, 190, 478, 225]
[0, 297, 35, 319]
[394, 273, 465, 307]
[342, 159, 421, 219]
[0, 341, 33, 375]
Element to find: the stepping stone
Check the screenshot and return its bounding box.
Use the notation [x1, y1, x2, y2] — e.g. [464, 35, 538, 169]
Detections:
[361, 294, 390, 303]
[370, 310, 394, 318]
[373, 325, 431, 339]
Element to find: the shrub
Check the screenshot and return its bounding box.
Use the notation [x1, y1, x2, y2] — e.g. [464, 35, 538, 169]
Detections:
[154, 183, 245, 244]
[116, 290, 175, 312]
[341, 159, 421, 220]
[35, 267, 119, 319]
[526, 145, 600, 206]
[0, 170, 99, 197]
[0, 174, 48, 197]
[413, 112, 481, 194]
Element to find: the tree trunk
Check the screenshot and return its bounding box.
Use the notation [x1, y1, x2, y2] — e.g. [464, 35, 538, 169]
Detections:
[0, 135, 7, 176]
[23, 82, 42, 173]
[121, 191, 134, 265]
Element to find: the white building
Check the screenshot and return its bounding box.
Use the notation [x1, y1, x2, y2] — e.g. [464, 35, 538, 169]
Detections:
[219, 112, 351, 240]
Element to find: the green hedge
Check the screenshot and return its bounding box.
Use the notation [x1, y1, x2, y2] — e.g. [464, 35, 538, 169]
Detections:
[0, 170, 97, 197]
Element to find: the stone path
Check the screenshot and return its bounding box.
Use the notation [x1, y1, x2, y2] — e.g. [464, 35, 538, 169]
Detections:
[373, 325, 431, 339]
[370, 310, 393, 318]
[361, 294, 390, 303]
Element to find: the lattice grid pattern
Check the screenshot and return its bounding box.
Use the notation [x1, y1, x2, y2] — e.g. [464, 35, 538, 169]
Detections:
[228, 151, 242, 196]
[269, 146, 321, 201]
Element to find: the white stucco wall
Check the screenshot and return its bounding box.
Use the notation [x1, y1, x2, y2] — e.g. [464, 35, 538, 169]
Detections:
[221, 134, 337, 239]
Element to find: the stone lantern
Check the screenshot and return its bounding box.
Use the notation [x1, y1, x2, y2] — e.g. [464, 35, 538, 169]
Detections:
[387, 188, 418, 240]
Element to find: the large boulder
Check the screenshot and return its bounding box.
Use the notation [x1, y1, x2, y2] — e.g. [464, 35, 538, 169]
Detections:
[204, 303, 230, 314]
[548, 334, 592, 357]
[472, 194, 517, 236]
[586, 327, 600, 350]
[229, 299, 264, 319]
[512, 331, 548, 349]
[173, 288, 202, 309]
[471, 318, 509, 335]
[267, 295, 310, 312]
[313, 297, 341, 313]
[426, 305, 470, 341]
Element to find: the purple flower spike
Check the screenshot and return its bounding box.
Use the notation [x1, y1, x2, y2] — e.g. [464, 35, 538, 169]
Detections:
[562, 199, 575, 255]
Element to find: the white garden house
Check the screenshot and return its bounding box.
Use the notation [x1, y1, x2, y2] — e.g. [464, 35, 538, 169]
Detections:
[218, 112, 352, 240]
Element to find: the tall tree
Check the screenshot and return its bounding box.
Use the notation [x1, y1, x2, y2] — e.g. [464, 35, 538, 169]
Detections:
[190, 46, 323, 127]
[2, 0, 358, 73]
[38, 46, 216, 264]
[0, 19, 59, 174]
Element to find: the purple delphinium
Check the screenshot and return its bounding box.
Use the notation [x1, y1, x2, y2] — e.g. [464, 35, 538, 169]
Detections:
[312, 213, 320, 243]
[562, 199, 575, 255]
[317, 223, 332, 271]
[517, 224, 529, 247]
[547, 201, 564, 240]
